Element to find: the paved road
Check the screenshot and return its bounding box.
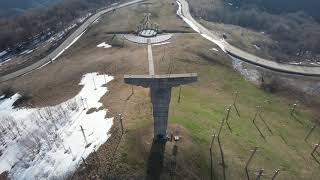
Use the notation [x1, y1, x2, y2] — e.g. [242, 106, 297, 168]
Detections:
[177, 0, 320, 76]
[0, 0, 145, 83]
[147, 39, 155, 75]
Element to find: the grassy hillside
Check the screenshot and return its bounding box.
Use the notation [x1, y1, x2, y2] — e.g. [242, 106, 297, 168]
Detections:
[68, 0, 320, 179]
[1, 0, 319, 179]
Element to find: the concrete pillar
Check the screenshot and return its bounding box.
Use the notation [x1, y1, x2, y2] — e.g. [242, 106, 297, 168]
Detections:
[150, 86, 172, 139]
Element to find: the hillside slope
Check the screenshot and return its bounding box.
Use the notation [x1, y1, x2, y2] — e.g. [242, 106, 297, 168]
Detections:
[230, 0, 320, 22]
[0, 0, 62, 17]
[188, 0, 320, 64]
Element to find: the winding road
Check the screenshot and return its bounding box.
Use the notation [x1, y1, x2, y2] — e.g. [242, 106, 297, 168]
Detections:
[177, 0, 320, 76]
[0, 0, 145, 83]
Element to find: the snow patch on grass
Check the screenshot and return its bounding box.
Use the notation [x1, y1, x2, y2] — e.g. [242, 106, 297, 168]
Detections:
[230, 55, 261, 83]
[152, 42, 171, 46]
[210, 48, 219, 52]
[97, 42, 112, 49]
[0, 73, 113, 180]
[0, 50, 8, 57]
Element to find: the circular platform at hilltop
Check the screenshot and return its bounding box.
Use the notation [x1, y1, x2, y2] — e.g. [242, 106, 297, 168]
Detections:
[124, 33, 172, 44]
[138, 29, 158, 37]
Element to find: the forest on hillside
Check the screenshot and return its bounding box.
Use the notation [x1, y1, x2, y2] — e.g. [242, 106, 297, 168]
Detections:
[0, 0, 119, 51]
[189, 0, 320, 63]
[0, 0, 62, 17]
[229, 0, 320, 22]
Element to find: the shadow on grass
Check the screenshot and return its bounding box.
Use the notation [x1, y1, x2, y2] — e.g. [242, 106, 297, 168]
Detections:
[145, 138, 167, 180]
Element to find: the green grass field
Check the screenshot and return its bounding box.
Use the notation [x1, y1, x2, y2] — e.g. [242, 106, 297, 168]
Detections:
[112, 30, 320, 179]
[59, 0, 320, 179]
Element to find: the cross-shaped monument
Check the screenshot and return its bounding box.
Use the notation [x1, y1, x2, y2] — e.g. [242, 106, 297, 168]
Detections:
[124, 38, 197, 139]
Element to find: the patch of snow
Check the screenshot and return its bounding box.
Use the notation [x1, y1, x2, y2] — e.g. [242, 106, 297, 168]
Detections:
[111, 3, 119, 6]
[289, 62, 302, 65]
[230, 55, 261, 83]
[228, 3, 233, 6]
[20, 49, 34, 56]
[97, 42, 112, 49]
[52, 30, 87, 61]
[77, 13, 92, 24]
[310, 62, 320, 66]
[210, 48, 219, 52]
[0, 50, 7, 57]
[200, 33, 226, 52]
[152, 42, 171, 46]
[0, 73, 114, 179]
[65, 24, 77, 32]
[253, 44, 261, 50]
[93, 17, 101, 24]
[0, 58, 12, 66]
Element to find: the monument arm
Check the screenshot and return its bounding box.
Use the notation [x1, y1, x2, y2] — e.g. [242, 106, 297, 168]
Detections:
[124, 73, 197, 88]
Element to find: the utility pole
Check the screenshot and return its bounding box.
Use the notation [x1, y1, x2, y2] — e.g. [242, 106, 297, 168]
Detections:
[62, 142, 68, 154]
[93, 75, 97, 90]
[210, 133, 216, 180]
[305, 126, 316, 142]
[245, 147, 258, 180]
[225, 105, 232, 133]
[311, 141, 320, 161]
[255, 169, 264, 180]
[178, 86, 182, 103]
[69, 147, 75, 161]
[259, 111, 273, 135]
[80, 125, 89, 147]
[82, 157, 88, 167]
[131, 85, 134, 95]
[84, 98, 89, 109]
[94, 149, 101, 175]
[80, 96, 86, 110]
[232, 91, 240, 117]
[217, 107, 228, 180]
[104, 73, 107, 84]
[290, 103, 297, 116]
[119, 113, 124, 134]
[252, 106, 265, 140]
[271, 169, 281, 180]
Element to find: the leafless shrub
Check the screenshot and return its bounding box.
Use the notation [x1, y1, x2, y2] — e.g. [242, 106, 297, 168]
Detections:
[66, 99, 79, 112]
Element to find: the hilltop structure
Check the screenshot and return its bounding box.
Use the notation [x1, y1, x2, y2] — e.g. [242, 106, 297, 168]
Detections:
[124, 15, 197, 139]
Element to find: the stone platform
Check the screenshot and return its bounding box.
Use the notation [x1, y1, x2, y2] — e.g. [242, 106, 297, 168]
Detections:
[138, 29, 158, 37]
[124, 33, 172, 44]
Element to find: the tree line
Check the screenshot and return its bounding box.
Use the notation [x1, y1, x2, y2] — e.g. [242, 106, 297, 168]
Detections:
[0, 0, 119, 51]
[190, 1, 320, 62]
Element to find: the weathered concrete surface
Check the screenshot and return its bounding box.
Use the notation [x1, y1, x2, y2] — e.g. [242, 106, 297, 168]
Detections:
[0, 0, 145, 83]
[124, 10, 197, 139]
[177, 0, 320, 76]
[124, 74, 197, 138]
[147, 39, 155, 75]
[124, 74, 197, 87]
[124, 34, 172, 44]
